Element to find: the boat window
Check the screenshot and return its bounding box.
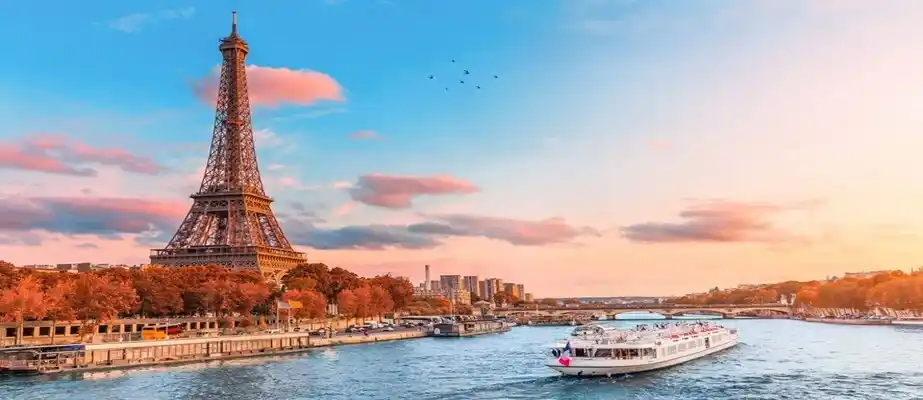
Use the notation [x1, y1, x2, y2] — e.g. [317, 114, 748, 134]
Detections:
[574, 348, 590, 357]
[595, 348, 613, 358]
[648, 348, 657, 358]
[667, 345, 677, 355]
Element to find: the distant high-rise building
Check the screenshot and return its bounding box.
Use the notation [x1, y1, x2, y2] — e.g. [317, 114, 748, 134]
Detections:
[516, 284, 525, 298]
[440, 275, 462, 292]
[430, 280, 441, 292]
[478, 280, 488, 299]
[464, 276, 480, 296]
[424, 265, 431, 290]
[503, 283, 523, 299]
[484, 278, 502, 300]
[524, 293, 534, 302]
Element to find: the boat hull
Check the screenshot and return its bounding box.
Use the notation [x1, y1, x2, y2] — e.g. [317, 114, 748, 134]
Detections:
[545, 336, 739, 377]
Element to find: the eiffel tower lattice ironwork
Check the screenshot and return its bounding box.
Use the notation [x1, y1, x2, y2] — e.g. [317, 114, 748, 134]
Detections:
[150, 12, 307, 279]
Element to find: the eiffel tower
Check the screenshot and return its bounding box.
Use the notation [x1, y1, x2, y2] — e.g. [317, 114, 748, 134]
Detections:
[151, 12, 307, 279]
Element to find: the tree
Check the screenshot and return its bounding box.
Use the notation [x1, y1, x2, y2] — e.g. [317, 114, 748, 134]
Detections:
[329, 267, 361, 302]
[352, 285, 372, 323]
[203, 279, 234, 316]
[132, 267, 183, 317]
[540, 298, 559, 306]
[369, 285, 394, 321]
[44, 279, 76, 344]
[285, 277, 318, 292]
[493, 292, 511, 307]
[71, 273, 138, 339]
[370, 274, 414, 310]
[283, 290, 327, 327]
[337, 289, 358, 324]
[0, 261, 19, 291]
[231, 282, 270, 315]
[0, 276, 47, 345]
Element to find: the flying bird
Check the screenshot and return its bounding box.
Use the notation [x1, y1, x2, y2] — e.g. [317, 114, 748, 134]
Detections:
[444, 87, 449, 92]
[459, 80, 465, 84]
[493, 75, 499, 79]
[451, 59, 456, 63]
[463, 70, 470, 75]
[476, 85, 481, 89]
[428, 75, 434, 79]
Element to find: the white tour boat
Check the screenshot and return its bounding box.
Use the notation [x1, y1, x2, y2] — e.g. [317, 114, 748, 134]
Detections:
[546, 322, 739, 377]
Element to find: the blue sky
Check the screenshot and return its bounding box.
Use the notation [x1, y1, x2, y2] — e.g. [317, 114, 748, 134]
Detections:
[5, 1, 923, 296]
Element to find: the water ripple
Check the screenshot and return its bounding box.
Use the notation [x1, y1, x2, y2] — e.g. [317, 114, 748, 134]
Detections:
[3, 320, 923, 399]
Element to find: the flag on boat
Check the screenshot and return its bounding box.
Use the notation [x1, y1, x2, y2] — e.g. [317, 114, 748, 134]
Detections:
[558, 341, 573, 366]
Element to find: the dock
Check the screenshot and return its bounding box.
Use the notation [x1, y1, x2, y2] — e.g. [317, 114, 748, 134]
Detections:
[0, 330, 425, 375]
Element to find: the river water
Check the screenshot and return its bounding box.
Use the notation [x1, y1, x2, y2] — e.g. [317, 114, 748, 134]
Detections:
[3, 319, 923, 400]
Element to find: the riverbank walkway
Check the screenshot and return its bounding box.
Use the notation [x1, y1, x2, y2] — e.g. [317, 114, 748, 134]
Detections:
[1, 329, 427, 375]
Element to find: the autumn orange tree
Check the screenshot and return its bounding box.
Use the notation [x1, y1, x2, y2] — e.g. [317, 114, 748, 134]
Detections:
[0, 276, 46, 344]
[0, 260, 413, 326]
[282, 290, 327, 327]
[404, 297, 453, 316]
[667, 269, 923, 310]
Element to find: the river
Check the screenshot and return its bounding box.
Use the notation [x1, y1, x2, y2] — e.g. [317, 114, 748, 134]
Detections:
[3, 319, 923, 399]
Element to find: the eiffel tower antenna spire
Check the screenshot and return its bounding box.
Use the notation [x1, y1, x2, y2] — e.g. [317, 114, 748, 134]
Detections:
[151, 12, 307, 279]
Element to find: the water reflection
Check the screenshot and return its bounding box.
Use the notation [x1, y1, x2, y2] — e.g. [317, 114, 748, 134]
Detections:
[3, 320, 923, 400]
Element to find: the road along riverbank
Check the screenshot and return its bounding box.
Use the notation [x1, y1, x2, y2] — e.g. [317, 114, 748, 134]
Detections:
[802, 317, 892, 326]
[1, 330, 426, 375]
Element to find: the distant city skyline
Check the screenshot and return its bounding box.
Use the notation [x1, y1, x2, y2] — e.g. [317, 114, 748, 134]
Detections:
[4, 2, 923, 297]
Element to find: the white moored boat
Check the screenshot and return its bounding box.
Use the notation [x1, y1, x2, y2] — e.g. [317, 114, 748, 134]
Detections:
[546, 322, 739, 377]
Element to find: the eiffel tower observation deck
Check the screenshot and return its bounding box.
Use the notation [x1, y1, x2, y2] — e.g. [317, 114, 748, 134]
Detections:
[151, 12, 307, 280]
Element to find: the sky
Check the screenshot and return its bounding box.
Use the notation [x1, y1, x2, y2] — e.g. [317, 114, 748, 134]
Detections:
[3, 0, 923, 297]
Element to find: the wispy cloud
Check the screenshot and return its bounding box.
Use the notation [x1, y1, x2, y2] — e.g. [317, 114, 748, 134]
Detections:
[349, 130, 379, 140]
[253, 129, 284, 148]
[107, 7, 196, 34]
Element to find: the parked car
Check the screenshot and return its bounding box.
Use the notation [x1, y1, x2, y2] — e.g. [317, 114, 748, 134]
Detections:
[382, 326, 395, 332]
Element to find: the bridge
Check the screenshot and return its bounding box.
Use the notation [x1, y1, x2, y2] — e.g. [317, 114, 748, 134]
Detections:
[493, 304, 792, 318]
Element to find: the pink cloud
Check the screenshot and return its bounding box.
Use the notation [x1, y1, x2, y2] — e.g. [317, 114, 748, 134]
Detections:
[347, 173, 480, 208]
[620, 200, 818, 244]
[409, 214, 602, 246]
[332, 202, 358, 217]
[192, 65, 345, 107]
[283, 212, 600, 250]
[0, 134, 164, 176]
[0, 196, 188, 239]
